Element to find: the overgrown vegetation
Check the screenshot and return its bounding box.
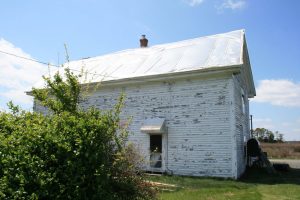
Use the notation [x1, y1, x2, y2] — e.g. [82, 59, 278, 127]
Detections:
[0, 69, 156, 199]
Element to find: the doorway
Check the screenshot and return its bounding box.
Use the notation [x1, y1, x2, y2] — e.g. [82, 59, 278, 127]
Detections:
[150, 135, 162, 168]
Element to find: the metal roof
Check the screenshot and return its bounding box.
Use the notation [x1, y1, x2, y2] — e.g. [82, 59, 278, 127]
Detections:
[140, 118, 166, 134]
[34, 30, 253, 91]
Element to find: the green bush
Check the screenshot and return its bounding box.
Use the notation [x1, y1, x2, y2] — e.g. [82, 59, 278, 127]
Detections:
[0, 69, 156, 199]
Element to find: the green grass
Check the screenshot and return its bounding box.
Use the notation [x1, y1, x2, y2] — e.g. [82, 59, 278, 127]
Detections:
[147, 168, 300, 200]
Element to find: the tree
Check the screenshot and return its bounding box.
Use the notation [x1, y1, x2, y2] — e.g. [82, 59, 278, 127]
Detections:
[274, 131, 284, 143]
[0, 68, 156, 199]
[32, 68, 80, 114]
[253, 128, 284, 143]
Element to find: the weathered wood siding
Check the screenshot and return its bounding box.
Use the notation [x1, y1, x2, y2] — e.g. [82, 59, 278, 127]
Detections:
[33, 100, 49, 114]
[82, 75, 235, 178]
[232, 73, 250, 178]
[34, 74, 242, 178]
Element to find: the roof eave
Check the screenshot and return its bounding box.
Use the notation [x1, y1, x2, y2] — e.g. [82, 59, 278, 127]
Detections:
[242, 33, 256, 98]
[80, 65, 242, 88]
[26, 65, 242, 96]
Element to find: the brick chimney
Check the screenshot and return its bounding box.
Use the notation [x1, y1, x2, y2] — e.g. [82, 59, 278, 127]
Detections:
[140, 35, 148, 48]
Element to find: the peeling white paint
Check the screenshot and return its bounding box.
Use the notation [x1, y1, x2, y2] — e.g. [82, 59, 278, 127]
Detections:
[34, 72, 251, 178]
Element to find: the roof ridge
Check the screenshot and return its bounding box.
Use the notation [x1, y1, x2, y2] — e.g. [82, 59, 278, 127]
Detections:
[71, 29, 245, 64]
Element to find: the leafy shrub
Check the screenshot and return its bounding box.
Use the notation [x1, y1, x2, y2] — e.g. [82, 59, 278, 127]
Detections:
[0, 69, 156, 199]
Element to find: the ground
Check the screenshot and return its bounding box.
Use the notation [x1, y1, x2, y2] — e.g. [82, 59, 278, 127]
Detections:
[146, 142, 300, 199]
[148, 165, 300, 200]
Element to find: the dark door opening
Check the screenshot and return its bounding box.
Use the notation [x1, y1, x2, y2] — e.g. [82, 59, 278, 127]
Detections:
[150, 135, 162, 152]
[150, 135, 162, 168]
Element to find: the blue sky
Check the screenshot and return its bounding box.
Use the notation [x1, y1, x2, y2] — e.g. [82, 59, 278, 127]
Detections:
[0, 0, 300, 140]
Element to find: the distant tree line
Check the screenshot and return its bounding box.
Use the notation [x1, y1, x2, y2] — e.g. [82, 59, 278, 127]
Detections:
[253, 128, 284, 143]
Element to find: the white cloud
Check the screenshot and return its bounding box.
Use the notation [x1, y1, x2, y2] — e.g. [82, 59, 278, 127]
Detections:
[1, 89, 33, 105]
[0, 38, 51, 108]
[292, 128, 300, 133]
[183, 0, 205, 7]
[253, 118, 274, 130]
[253, 79, 300, 107]
[0, 105, 5, 112]
[281, 122, 292, 127]
[288, 129, 300, 141]
[218, 0, 246, 11]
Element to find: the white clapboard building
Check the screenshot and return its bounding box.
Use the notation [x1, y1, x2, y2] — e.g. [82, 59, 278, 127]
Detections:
[31, 30, 256, 179]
